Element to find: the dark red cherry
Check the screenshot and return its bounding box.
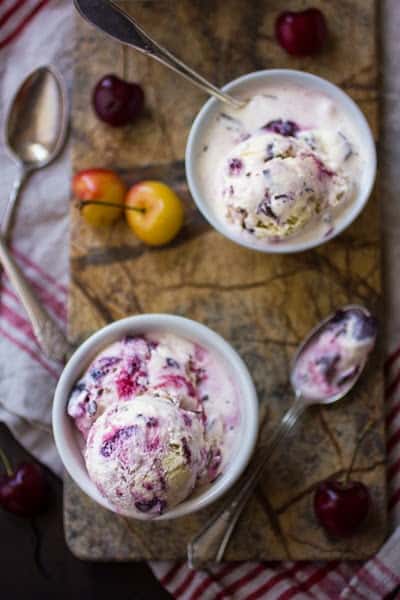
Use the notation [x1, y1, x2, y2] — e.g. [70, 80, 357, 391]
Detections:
[275, 8, 327, 56]
[0, 462, 48, 517]
[314, 479, 370, 538]
[92, 74, 144, 127]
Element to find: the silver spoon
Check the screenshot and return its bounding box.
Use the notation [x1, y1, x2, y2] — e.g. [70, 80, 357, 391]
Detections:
[3, 65, 68, 236]
[0, 67, 72, 363]
[73, 0, 245, 110]
[188, 306, 377, 568]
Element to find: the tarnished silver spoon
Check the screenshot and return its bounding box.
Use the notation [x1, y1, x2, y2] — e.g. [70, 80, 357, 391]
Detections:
[3, 65, 68, 235]
[73, 0, 245, 110]
[188, 306, 378, 568]
[0, 67, 72, 363]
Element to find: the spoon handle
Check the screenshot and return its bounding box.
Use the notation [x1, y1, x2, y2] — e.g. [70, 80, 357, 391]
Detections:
[1, 165, 29, 236]
[130, 23, 244, 109]
[0, 234, 73, 363]
[74, 0, 244, 109]
[188, 397, 306, 568]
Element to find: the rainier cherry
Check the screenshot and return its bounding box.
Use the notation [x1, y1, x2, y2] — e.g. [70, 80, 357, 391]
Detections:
[125, 181, 184, 246]
[73, 169, 126, 227]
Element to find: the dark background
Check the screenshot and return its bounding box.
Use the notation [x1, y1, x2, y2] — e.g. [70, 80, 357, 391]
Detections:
[0, 424, 172, 600]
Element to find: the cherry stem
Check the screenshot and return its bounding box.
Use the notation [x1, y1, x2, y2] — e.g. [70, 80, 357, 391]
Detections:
[0, 448, 13, 476]
[78, 200, 145, 214]
[345, 419, 376, 484]
[122, 44, 128, 80]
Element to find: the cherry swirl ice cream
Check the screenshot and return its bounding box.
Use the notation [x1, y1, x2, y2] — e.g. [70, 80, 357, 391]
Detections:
[221, 128, 351, 239]
[196, 83, 369, 245]
[85, 393, 205, 516]
[67, 333, 240, 518]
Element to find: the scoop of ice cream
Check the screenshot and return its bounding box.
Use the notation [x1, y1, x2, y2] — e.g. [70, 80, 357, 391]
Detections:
[85, 392, 206, 517]
[218, 130, 352, 239]
[67, 336, 151, 437]
[67, 334, 205, 437]
[292, 308, 377, 401]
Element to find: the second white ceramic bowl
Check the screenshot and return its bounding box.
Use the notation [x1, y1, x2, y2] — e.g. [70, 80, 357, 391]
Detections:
[185, 69, 377, 254]
[53, 314, 259, 520]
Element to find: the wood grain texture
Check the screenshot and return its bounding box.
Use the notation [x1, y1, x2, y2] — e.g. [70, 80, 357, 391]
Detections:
[66, 0, 386, 561]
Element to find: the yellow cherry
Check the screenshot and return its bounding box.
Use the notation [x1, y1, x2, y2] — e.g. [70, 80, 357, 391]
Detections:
[125, 181, 184, 246]
[73, 169, 126, 227]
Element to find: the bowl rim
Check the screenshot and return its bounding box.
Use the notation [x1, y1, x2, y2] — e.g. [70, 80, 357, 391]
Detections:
[185, 68, 377, 254]
[52, 313, 259, 520]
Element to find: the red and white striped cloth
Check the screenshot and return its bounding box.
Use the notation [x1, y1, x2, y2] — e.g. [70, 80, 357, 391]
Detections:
[0, 0, 50, 51]
[1, 2, 400, 599]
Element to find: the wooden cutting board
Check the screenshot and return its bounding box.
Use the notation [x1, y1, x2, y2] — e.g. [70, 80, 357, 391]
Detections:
[66, 0, 387, 562]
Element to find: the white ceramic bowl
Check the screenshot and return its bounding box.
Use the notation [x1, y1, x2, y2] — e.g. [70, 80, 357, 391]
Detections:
[53, 314, 258, 520]
[185, 69, 377, 254]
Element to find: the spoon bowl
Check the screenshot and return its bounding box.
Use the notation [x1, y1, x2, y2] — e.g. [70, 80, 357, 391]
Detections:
[6, 66, 67, 168]
[290, 305, 378, 405]
[2, 65, 68, 235]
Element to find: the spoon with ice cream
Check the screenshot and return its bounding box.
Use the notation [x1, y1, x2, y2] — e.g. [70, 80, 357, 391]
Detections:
[188, 305, 378, 568]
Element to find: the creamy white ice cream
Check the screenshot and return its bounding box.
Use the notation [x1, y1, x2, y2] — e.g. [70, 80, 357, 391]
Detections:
[219, 130, 352, 239]
[196, 83, 369, 245]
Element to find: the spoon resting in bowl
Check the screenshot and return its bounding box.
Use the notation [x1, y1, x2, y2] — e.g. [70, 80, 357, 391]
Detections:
[188, 305, 378, 568]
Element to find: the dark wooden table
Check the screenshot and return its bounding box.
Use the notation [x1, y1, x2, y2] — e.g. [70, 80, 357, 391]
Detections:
[0, 424, 172, 600]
